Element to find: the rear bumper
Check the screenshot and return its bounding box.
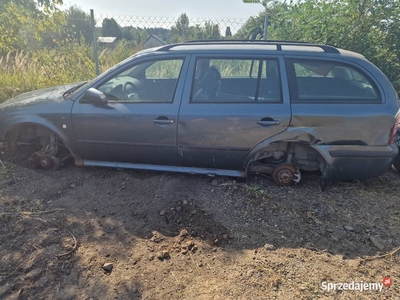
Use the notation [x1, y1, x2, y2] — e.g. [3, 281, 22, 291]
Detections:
[316, 144, 398, 180]
[329, 144, 398, 158]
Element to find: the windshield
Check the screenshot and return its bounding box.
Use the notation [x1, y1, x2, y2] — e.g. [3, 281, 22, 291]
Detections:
[67, 55, 139, 99]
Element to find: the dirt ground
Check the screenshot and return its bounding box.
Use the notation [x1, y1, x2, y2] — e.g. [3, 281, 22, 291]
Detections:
[0, 154, 399, 300]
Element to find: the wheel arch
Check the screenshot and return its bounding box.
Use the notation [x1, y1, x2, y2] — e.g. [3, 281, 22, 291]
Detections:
[4, 119, 81, 165]
[244, 137, 328, 176]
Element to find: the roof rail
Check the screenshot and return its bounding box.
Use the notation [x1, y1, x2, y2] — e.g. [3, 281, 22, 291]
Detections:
[156, 43, 184, 51]
[156, 40, 340, 54]
[186, 39, 309, 44]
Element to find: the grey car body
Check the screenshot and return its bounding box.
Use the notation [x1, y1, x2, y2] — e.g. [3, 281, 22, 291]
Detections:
[0, 41, 399, 186]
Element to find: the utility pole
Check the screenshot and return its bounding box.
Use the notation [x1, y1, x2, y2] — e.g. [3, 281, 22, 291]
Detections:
[263, 14, 269, 40]
[90, 9, 100, 76]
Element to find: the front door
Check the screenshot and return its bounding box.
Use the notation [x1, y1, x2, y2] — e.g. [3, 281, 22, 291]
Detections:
[71, 56, 188, 165]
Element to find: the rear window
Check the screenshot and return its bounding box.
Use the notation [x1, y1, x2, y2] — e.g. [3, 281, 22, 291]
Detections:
[287, 59, 381, 103]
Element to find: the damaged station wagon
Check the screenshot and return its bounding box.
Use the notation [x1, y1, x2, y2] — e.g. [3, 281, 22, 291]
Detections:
[0, 40, 399, 189]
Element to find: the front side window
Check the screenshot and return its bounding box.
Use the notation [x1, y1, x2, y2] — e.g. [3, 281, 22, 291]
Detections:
[288, 59, 380, 103]
[95, 58, 184, 103]
[191, 58, 281, 103]
[145, 60, 183, 79]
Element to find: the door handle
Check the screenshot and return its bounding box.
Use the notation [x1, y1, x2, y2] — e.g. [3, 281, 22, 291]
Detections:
[153, 119, 175, 125]
[257, 119, 281, 126]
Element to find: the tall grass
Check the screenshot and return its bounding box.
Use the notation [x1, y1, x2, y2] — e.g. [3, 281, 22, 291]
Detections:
[0, 41, 142, 102]
[99, 40, 143, 71]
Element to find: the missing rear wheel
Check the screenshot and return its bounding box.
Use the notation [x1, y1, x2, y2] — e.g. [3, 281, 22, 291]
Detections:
[271, 164, 297, 186]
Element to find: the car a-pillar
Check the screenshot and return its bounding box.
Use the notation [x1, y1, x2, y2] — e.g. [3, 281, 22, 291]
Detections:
[5, 124, 73, 170]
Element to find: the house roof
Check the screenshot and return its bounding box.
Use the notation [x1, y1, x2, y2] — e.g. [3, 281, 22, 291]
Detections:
[98, 37, 117, 44]
[143, 35, 166, 46]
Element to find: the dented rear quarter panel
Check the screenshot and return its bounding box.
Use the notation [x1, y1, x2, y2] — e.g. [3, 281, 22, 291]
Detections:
[285, 53, 400, 146]
[244, 53, 400, 179]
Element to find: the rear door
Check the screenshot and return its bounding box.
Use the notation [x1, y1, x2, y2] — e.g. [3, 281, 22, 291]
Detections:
[177, 54, 291, 170]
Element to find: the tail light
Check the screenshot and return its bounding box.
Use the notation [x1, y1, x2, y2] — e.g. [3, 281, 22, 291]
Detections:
[388, 114, 400, 145]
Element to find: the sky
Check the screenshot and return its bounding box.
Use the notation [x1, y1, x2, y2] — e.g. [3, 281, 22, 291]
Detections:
[62, 0, 264, 19]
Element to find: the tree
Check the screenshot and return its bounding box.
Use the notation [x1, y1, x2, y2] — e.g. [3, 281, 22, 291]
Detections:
[101, 18, 122, 39]
[62, 6, 92, 44]
[174, 13, 190, 39]
[235, 15, 264, 40]
[236, 0, 400, 92]
[1, 0, 63, 10]
[170, 14, 221, 42]
[203, 21, 221, 40]
[0, 0, 64, 53]
[121, 27, 134, 41]
[41, 5, 93, 48]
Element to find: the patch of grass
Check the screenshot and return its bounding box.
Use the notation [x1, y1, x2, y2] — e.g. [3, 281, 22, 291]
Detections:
[243, 184, 269, 200]
[0, 160, 12, 178]
[0, 194, 46, 228]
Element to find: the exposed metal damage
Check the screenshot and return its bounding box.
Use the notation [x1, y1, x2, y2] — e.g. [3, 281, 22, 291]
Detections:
[248, 142, 324, 187]
[5, 125, 72, 169]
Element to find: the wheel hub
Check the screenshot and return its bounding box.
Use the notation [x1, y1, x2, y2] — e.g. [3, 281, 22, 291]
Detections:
[276, 169, 293, 184]
[29, 153, 53, 169]
[38, 156, 53, 169]
[271, 164, 298, 186]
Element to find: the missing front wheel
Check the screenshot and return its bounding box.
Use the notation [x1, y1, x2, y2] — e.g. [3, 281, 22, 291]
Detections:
[5, 126, 71, 170]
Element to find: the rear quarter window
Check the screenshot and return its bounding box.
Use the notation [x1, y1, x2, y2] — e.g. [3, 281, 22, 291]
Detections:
[287, 59, 381, 103]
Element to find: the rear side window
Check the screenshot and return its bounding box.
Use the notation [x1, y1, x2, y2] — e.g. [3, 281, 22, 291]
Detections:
[287, 59, 381, 103]
[191, 58, 281, 103]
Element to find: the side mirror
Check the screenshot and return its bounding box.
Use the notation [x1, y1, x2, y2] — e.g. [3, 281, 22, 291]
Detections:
[82, 88, 108, 106]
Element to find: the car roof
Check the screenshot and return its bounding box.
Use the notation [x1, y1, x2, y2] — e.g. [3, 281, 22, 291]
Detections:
[135, 40, 365, 59]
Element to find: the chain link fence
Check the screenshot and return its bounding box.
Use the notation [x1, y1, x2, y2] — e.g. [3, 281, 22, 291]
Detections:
[0, 11, 248, 100]
[88, 12, 247, 74]
[95, 14, 246, 35]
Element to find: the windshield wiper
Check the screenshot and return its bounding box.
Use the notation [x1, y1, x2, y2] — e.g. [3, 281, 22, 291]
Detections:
[63, 82, 87, 99]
